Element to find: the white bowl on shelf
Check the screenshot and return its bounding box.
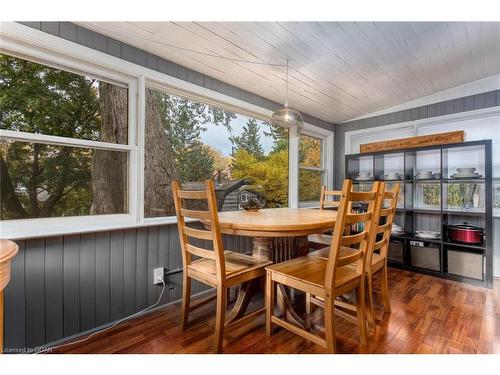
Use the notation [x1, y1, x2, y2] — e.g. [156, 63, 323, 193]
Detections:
[355, 176, 373, 181]
[417, 170, 432, 175]
[355, 172, 373, 181]
[415, 230, 441, 239]
[457, 167, 476, 174]
[391, 224, 405, 235]
[451, 172, 482, 179]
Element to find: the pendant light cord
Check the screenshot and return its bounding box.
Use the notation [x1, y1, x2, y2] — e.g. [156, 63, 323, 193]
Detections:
[133, 29, 287, 67]
[135, 28, 294, 105]
[285, 58, 289, 107]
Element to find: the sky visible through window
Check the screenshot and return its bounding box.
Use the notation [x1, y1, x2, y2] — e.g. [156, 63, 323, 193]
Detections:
[200, 114, 275, 157]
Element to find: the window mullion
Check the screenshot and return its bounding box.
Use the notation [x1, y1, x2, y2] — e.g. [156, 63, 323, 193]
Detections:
[299, 166, 328, 172]
[137, 75, 146, 224]
[289, 128, 299, 208]
[0, 129, 134, 152]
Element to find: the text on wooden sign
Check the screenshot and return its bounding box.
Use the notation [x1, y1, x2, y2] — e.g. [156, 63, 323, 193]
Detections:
[360, 130, 465, 153]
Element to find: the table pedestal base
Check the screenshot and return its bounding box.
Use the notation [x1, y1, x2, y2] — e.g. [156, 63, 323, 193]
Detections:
[226, 236, 310, 329]
[252, 236, 309, 262]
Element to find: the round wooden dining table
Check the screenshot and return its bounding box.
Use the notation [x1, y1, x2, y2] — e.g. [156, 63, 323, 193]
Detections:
[215, 208, 337, 328]
[217, 207, 337, 261]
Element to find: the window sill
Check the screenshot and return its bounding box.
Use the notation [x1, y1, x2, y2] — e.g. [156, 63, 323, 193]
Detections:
[0, 215, 192, 240]
[2, 210, 499, 241]
[298, 201, 321, 209]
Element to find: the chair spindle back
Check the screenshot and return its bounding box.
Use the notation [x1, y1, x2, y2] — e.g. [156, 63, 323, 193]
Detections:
[324, 180, 385, 291]
[365, 184, 400, 273]
[172, 180, 226, 281]
[319, 186, 343, 210]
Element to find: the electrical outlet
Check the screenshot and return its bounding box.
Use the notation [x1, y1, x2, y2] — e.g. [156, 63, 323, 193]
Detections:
[153, 267, 165, 285]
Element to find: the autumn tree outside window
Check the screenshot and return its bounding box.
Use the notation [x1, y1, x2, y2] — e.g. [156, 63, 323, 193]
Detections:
[298, 134, 326, 206]
[144, 87, 289, 217]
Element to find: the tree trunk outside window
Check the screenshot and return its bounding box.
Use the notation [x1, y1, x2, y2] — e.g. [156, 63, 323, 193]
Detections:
[90, 83, 128, 215]
[143, 88, 178, 217]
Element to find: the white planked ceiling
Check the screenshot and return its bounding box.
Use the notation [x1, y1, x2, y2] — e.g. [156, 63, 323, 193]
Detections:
[79, 22, 500, 123]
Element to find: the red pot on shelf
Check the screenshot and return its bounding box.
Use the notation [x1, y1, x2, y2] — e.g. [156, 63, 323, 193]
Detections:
[447, 223, 484, 244]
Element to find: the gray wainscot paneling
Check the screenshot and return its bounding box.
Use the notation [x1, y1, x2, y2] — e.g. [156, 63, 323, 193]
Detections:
[3, 224, 253, 352]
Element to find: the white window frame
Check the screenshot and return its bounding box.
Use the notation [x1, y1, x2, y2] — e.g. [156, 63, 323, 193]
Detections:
[0, 22, 334, 239]
[0, 26, 140, 239]
[297, 129, 334, 208]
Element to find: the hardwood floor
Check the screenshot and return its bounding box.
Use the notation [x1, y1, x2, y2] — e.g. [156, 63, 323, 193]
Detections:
[50, 268, 500, 354]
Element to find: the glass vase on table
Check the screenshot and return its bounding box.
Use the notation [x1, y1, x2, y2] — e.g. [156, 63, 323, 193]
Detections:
[238, 185, 267, 211]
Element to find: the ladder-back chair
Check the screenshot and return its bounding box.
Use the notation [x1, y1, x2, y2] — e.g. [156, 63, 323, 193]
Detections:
[172, 179, 272, 353]
[365, 184, 399, 328]
[309, 183, 399, 331]
[308, 186, 343, 250]
[265, 180, 384, 353]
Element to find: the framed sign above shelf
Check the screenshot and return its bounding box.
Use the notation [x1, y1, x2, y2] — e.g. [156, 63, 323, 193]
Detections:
[360, 130, 465, 153]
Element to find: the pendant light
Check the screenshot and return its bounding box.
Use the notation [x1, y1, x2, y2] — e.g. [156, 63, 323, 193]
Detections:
[270, 59, 304, 132]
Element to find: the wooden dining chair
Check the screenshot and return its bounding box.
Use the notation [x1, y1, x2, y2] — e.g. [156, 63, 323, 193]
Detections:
[309, 183, 399, 332]
[172, 179, 272, 353]
[364, 184, 400, 327]
[308, 186, 343, 250]
[265, 180, 384, 353]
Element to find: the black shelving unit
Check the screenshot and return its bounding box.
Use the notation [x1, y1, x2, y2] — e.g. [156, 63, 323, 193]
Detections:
[345, 140, 493, 288]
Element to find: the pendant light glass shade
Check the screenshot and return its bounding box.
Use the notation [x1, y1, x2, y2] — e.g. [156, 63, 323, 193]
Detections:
[270, 59, 304, 132]
[270, 106, 304, 132]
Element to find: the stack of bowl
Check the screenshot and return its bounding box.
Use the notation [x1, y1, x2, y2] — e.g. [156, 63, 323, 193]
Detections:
[451, 167, 481, 179]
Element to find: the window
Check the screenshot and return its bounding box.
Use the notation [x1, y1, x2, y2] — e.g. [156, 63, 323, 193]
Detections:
[144, 87, 289, 218]
[0, 53, 131, 220]
[417, 113, 500, 214]
[415, 182, 440, 209]
[298, 134, 326, 206]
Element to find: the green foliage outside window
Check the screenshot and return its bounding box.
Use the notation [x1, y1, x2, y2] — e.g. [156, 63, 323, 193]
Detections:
[231, 148, 289, 207]
[0, 54, 105, 219]
[422, 184, 440, 207]
[447, 184, 464, 208]
[298, 136, 323, 202]
[422, 184, 482, 209]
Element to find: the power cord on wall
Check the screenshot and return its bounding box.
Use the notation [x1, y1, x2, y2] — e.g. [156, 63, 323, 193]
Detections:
[37, 276, 167, 354]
